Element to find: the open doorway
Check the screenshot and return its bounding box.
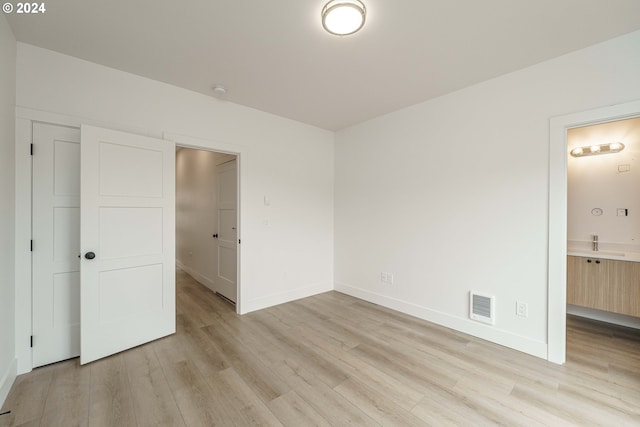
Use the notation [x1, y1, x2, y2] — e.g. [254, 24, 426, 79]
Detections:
[175, 146, 239, 307]
[548, 99, 640, 364]
[566, 118, 640, 324]
[564, 117, 640, 359]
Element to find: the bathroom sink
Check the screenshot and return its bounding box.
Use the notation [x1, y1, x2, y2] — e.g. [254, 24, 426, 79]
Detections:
[567, 246, 640, 262]
[566, 249, 633, 261]
[567, 248, 624, 256]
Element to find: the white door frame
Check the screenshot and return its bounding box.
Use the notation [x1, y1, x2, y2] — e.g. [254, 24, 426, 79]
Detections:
[548, 99, 640, 364]
[15, 107, 245, 374]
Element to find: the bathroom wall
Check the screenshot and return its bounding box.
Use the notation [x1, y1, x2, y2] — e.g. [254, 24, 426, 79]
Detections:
[567, 117, 640, 253]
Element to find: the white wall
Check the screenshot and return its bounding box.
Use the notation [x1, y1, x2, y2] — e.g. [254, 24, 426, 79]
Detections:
[0, 14, 16, 406]
[176, 148, 231, 289]
[335, 30, 640, 359]
[567, 117, 640, 253]
[15, 43, 334, 369]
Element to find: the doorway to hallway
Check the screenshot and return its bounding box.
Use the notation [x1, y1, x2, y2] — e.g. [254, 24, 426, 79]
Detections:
[175, 146, 239, 303]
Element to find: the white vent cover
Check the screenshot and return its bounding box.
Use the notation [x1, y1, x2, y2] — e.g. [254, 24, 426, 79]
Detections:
[470, 292, 495, 325]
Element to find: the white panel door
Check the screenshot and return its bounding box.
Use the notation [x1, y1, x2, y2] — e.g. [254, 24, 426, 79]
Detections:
[32, 123, 81, 367]
[215, 159, 238, 302]
[80, 125, 175, 365]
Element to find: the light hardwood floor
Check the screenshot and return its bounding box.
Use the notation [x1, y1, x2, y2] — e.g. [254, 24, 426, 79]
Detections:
[2, 269, 640, 426]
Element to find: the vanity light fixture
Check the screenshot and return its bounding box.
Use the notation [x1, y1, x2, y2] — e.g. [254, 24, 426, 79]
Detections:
[570, 142, 625, 157]
[322, 0, 366, 36]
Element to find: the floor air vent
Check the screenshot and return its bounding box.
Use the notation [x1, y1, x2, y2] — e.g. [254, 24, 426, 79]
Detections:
[470, 292, 495, 325]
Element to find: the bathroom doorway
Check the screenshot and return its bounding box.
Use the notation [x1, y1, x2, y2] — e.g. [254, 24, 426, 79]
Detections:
[548, 99, 640, 363]
[566, 117, 640, 328]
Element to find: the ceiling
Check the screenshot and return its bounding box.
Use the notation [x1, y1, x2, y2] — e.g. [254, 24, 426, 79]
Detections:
[7, 0, 640, 131]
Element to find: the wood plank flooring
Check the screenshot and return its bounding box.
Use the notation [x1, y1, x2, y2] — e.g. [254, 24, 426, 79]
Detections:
[2, 269, 640, 426]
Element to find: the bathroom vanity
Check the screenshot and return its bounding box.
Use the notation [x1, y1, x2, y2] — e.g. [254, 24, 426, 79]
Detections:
[567, 253, 640, 317]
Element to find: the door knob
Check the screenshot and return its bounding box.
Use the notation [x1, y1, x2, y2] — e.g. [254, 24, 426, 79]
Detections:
[84, 251, 96, 260]
[213, 234, 218, 239]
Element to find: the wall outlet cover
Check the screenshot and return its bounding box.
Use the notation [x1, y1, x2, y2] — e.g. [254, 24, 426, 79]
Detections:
[516, 301, 528, 317]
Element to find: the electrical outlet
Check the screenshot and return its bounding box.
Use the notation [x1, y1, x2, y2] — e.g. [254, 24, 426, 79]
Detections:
[380, 272, 387, 283]
[516, 301, 528, 318]
[387, 274, 394, 285]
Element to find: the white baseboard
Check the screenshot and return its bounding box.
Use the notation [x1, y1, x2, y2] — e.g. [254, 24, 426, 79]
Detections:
[335, 282, 548, 360]
[0, 358, 17, 408]
[176, 260, 215, 292]
[241, 281, 333, 314]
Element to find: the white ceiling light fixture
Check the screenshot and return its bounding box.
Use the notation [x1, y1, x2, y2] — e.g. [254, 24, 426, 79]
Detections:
[322, 0, 366, 36]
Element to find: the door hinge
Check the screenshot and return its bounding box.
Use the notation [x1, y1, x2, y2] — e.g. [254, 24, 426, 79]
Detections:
[30, 143, 33, 155]
[30, 335, 33, 348]
[30, 240, 33, 251]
